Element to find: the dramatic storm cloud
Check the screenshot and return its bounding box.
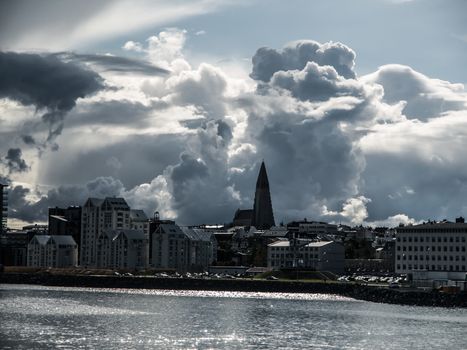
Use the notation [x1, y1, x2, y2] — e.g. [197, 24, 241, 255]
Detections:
[3, 148, 29, 173]
[0, 51, 104, 142]
[2, 20, 467, 229]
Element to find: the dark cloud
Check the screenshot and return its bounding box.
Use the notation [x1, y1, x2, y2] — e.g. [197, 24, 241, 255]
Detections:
[0, 51, 104, 140]
[56, 52, 170, 76]
[166, 120, 240, 225]
[21, 135, 36, 145]
[167, 63, 228, 119]
[250, 40, 356, 82]
[37, 133, 186, 189]
[4, 148, 29, 173]
[271, 61, 363, 102]
[364, 64, 466, 120]
[363, 152, 467, 222]
[8, 176, 124, 222]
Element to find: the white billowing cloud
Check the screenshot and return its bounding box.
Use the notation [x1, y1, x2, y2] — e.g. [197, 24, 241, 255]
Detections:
[362, 64, 467, 120]
[146, 28, 188, 69]
[250, 40, 356, 82]
[124, 175, 176, 220]
[5, 30, 467, 228]
[367, 214, 419, 228]
[322, 196, 371, 225]
[122, 40, 143, 52]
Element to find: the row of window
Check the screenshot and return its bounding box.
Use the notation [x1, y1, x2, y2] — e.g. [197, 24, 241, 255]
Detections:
[270, 246, 320, 251]
[397, 236, 466, 243]
[271, 253, 319, 259]
[397, 245, 466, 252]
[397, 254, 465, 261]
[397, 264, 466, 271]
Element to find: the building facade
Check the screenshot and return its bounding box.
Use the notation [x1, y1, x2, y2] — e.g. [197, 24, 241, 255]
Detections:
[395, 221, 467, 277]
[0, 183, 7, 235]
[96, 229, 148, 269]
[80, 197, 131, 267]
[267, 240, 345, 273]
[49, 206, 82, 248]
[27, 235, 78, 268]
[150, 221, 216, 272]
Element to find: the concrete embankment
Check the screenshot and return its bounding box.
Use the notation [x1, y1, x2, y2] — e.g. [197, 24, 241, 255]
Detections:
[1, 273, 466, 308]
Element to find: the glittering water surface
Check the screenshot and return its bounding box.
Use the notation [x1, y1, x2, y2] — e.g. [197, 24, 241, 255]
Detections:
[0, 284, 466, 349]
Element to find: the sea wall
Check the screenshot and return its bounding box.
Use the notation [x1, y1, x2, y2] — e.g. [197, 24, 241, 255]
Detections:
[1, 273, 465, 308]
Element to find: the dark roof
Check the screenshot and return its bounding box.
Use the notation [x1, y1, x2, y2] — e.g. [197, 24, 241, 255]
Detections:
[398, 221, 467, 231]
[102, 197, 129, 210]
[130, 209, 148, 221]
[256, 161, 269, 189]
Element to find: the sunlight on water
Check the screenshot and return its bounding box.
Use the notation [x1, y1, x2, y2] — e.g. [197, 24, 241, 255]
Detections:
[0, 284, 465, 350]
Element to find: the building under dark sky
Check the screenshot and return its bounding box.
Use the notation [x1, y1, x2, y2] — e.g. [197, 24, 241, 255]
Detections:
[251, 162, 275, 230]
[1, 184, 7, 234]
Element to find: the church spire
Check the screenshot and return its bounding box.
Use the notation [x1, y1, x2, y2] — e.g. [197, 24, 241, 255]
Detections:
[251, 161, 275, 229]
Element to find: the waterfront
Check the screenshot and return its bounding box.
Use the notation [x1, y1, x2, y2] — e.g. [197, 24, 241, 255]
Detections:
[0, 284, 466, 349]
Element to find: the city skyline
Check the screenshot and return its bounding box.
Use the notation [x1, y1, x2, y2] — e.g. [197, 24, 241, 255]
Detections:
[2, 0, 467, 229]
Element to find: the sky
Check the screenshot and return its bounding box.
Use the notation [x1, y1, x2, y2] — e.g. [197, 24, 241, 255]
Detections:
[1, 0, 467, 229]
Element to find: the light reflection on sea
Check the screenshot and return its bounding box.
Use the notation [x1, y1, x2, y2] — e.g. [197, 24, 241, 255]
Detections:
[0, 284, 466, 349]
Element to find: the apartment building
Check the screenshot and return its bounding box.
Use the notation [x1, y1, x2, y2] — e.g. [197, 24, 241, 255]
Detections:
[267, 239, 344, 273]
[96, 229, 148, 269]
[27, 235, 78, 268]
[80, 197, 130, 267]
[395, 220, 467, 278]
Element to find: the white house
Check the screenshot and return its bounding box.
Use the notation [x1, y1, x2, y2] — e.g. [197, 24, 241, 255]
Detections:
[395, 220, 467, 278]
[267, 240, 344, 273]
[150, 222, 216, 272]
[27, 235, 78, 268]
[96, 229, 148, 269]
[80, 197, 149, 267]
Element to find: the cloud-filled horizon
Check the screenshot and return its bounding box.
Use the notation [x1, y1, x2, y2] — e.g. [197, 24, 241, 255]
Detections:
[1, 1, 467, 229]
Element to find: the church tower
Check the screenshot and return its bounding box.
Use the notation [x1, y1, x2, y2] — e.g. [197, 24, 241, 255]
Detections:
[251, 161, 275, 229]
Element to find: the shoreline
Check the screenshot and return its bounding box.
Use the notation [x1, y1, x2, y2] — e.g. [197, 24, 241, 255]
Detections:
[1, 273, 466, 308]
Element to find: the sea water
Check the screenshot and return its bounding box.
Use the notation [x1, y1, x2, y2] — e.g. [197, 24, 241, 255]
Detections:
[0, 284, 466, 349]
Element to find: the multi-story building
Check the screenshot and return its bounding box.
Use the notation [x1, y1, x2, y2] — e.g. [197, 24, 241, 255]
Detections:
[0, 230, 28, 266]
[395, 220, 467, 278]
[49, 206, 82, 248]
[80, 197, 131, 267]
[1, 183, 8, 235]
[150, 220, 216, 272]
[27, 235, 78, 268]
[96, 229, 148, 269]
[287, 220, 338, 238]
[267, 240, 344, 273]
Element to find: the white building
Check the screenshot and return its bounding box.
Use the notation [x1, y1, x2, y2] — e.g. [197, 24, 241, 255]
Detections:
[130, 209, 149, 237]
[267, 240, 344, 273]
[150, 221, 216, 272]
[96, 229, 148, 269]
[395, 221, 467, 278]
[80, 197, 133, 267]
[27, 235, 78, 268]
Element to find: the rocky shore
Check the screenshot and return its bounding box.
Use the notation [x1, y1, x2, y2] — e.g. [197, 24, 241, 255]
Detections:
[1, 272, 466, 308]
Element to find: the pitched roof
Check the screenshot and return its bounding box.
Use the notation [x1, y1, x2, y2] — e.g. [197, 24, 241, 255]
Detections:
[102, 229, 146, 240]
[29, 235, 77, 246]
[31, 235, 50, 245]
[268, 240, 334, 247]
[85, 198, 104, 207]
[102, 197, 129, 210]
[130, 209, 148, 221]
[50, 235, 77, 245]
